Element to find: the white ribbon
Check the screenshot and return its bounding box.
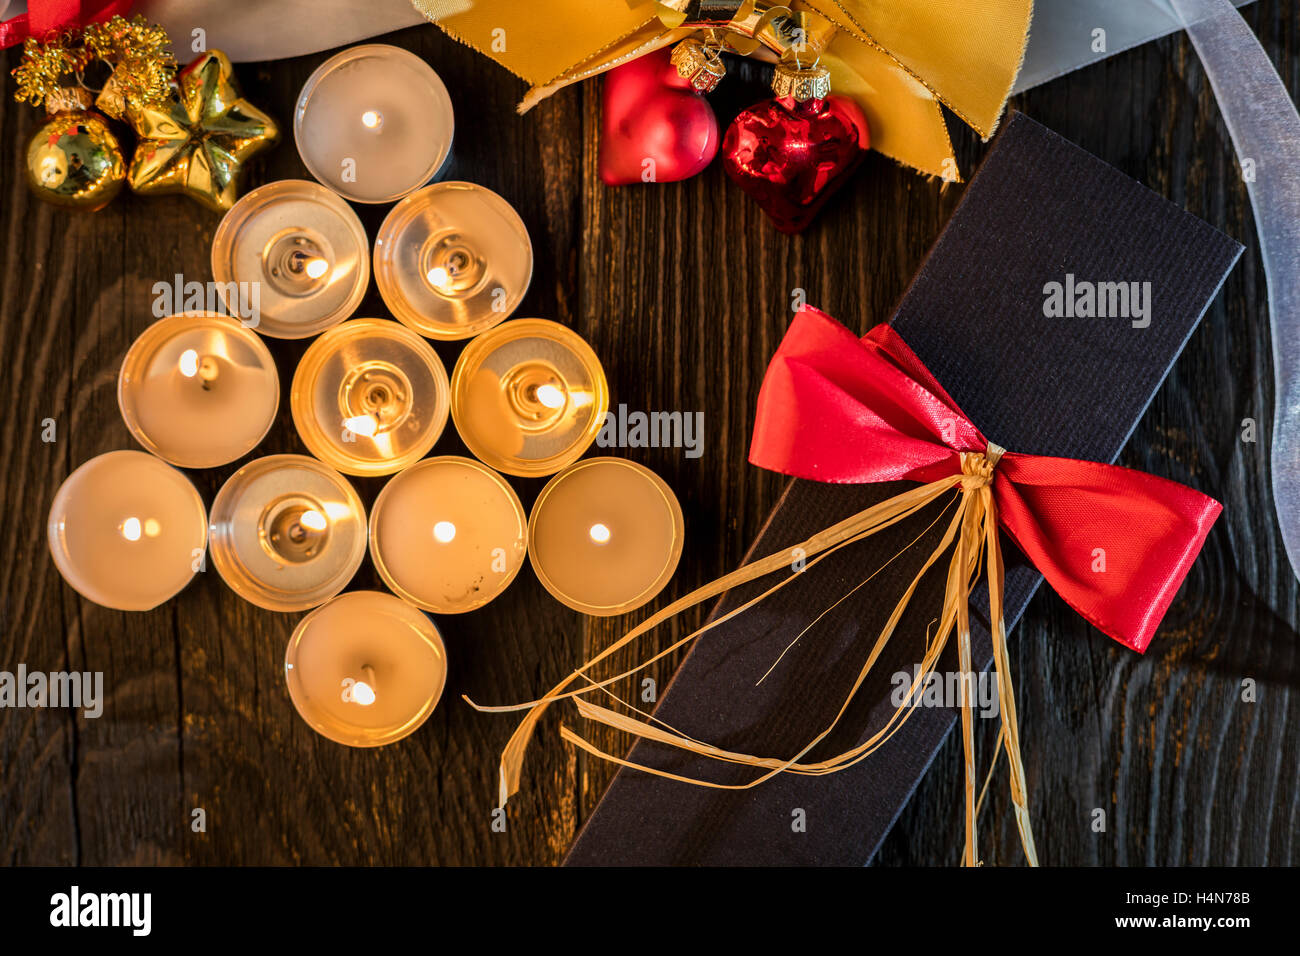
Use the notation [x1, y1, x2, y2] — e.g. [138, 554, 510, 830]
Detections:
[59, 0, 1247, 78]
[1014, 0, 1254, 92]
[1170, 0, 1300, 581]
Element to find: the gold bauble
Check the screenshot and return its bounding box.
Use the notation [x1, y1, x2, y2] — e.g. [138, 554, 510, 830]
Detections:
[25, 109, 127, 211]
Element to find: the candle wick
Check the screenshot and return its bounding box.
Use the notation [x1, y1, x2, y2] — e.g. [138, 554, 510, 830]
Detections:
[198, 356, 219, 388]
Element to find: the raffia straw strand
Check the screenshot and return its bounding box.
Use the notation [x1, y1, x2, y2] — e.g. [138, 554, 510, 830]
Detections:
[475, 451, 1039, 866]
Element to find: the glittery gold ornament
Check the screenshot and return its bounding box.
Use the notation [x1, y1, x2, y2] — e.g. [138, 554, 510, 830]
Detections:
[24, 87, 126, 211]
[125, 50, 279, 213]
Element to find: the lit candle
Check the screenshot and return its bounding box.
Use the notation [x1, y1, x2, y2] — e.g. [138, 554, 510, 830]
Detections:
[294, 44, 454, 204]
[208, 454, 368, 612]
[47, 450, 208, 611]
[290, 318, 450, 476]
[211, 179, 369, 339]
[118, 312, 280, 468]
[369, 456, 527, 613]
[450, 318, 609, 476]
[284, 590, 448, 746]
[374, 182, 532, 340]
[529, 457, 685, 616]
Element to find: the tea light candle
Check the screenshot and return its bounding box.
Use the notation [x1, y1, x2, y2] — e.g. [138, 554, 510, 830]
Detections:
[208, 455, 367, 612]
[529, 457, 684, 616]
[370, 456, 527, 613]
[211, 180, 369, 339]
[48, 450, 208, 611]
[294, 44, 454, 204]
[374, 182, 532, 340]
[118, 312, 280, 469]
[284, 590, 448, 746]
[450, 318, 609, 476]
[291, 318, 450, 476]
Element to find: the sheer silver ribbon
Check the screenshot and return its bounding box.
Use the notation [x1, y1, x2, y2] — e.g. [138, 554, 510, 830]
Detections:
[1169, 0, 1300, 580]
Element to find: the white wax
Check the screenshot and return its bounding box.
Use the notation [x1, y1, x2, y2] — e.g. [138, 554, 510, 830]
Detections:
[295, 44, 454, 203]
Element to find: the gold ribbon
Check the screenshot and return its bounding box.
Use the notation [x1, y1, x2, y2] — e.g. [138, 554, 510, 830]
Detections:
[469, 446, 1039, 866]
[411, 0, 1033, 180]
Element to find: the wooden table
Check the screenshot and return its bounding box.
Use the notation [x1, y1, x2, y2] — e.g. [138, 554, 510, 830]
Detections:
[2, 4, 1296, 866]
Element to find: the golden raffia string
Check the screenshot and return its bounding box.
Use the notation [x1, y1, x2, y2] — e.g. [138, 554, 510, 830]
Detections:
[468, 443, 1040, 866]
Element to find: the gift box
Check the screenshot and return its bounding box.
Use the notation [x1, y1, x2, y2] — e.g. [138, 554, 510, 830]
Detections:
[561, 112, 1243, 866]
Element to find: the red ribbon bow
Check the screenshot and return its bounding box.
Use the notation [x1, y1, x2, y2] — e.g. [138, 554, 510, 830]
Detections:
[749, 307, 1222, 653]
[1, 1, 132, 49]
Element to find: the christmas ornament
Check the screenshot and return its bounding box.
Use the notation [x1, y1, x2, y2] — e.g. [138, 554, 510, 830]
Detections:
[25, 86, 124, 210]
[599, 44, 719, 186]
[9, 13, 176, 210]
[722, 61, 869, 234]
[126, 49, 279, 213]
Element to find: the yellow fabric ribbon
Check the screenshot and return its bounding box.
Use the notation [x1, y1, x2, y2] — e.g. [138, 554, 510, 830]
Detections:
[469, 447, 1039, 866]
[411, 0, 1033, 179]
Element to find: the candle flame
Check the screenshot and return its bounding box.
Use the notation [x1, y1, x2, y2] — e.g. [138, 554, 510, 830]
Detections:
[536, 384, 565, 409]
[433, 520, 456, 543]
[121, 517, 142, 542]
[178, 348, 199, 377]
[426, 266, 450, 288]
[589, 523, 611, 544]
[361, 110, 383, 130]
[343, 415, 378, 438]
[299, 509, 328, 531]
[352, 681, 376, 706]
[305, 257, 329, 280]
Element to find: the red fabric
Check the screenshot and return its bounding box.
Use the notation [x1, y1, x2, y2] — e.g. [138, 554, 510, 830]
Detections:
[1, 1, 133, 49]
[748, 307, 1222, 653]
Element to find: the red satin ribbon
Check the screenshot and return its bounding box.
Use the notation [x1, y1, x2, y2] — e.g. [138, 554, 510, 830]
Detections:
[749, 307, 1222, 653]
[1, 1, 133, 49]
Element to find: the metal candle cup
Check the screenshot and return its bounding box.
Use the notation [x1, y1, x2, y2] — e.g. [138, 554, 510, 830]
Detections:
[208, 455, 368, 612]
[528, 457, 684, 616]
[374, 182, 533, 341]
[48, 451, 208, 611]
[284, 590, 448, 747]
[290, 318, 451, 477]
[294, 44, 454, 204]
[118, 312, 279, 469]
[211, 179, 369, 339]
[369, 456, 527, 613]
[450, 318, 608, 477]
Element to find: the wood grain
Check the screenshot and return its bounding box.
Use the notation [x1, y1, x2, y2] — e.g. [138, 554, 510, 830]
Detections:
[1, 2, 1296, 866]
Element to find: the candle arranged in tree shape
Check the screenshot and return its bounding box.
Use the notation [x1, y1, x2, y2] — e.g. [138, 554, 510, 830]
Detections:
[528, 457, 684, 616]
[48, 451, 208, 611]
[208, 455, 368, 612]
[369, 456, 527, 613]
[284, 590, 448, 746]
[291, 318, 451, 476]
[450, 319, 609, 476]
[211, 179, 370, 338]
[374, 182, 532, 340]
[294, 44, 454, 203]
[117, 312, 280, 468]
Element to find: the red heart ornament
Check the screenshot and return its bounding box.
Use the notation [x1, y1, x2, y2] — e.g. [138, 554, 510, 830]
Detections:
[722, 94, 870, 234]
[599, 47, 719, 186]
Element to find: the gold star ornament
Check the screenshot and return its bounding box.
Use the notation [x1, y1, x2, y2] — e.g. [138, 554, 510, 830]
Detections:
[126, 49, 278, 212]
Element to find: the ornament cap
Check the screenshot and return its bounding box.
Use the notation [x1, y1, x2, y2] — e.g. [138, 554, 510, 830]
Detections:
[44, 86, 95, 115]
[671, 38, 726, 93]
[771, 62, 831, 101]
